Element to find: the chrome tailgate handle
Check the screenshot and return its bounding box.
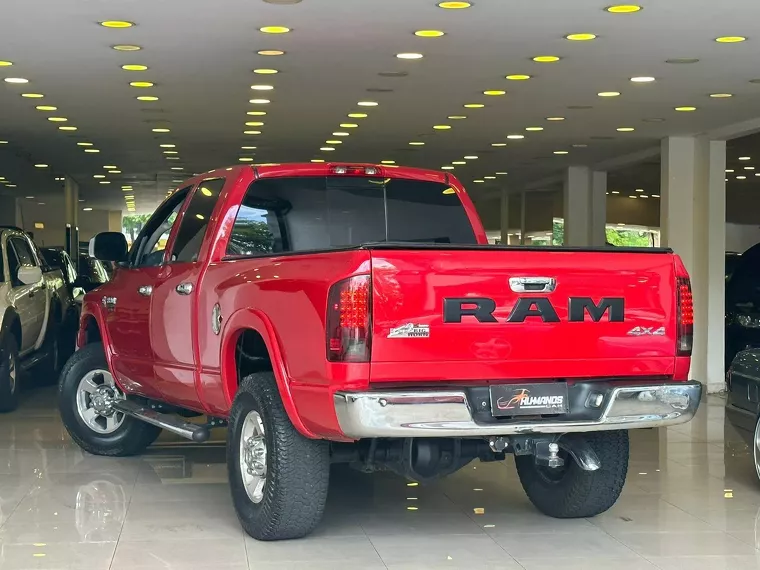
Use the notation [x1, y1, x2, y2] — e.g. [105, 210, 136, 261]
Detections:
[509, 277, 556, 293]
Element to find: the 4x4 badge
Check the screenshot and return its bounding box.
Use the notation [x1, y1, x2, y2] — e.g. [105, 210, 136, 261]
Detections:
[627, 326, 666, 336]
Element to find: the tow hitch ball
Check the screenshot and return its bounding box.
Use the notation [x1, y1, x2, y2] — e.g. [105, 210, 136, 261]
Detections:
[488, 434, 601, 471]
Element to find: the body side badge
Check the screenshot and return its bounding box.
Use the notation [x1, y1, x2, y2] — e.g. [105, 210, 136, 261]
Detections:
[388, 323, 430, 339]
[212, 303, 223, 335]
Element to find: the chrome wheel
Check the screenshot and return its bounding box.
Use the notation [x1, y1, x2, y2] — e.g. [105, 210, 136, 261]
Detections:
[240, 410, 267, 504]
[75, 369, 126, 434]
[754, 417, 760, 482]
[7, 348, 16, 395]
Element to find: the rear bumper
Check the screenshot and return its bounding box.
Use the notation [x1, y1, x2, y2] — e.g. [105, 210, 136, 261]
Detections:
[333, 381, 703, 439]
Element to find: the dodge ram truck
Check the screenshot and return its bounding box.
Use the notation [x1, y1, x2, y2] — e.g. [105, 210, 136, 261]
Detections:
[58, 163, 703, 541]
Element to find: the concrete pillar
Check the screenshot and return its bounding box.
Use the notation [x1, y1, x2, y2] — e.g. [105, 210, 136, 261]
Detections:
[64, 177, 79, 229]
[520, 191, 527, 245]
[500, 188, 509, 245]
[591, 171, 608, 246]
[563, 166, 592, 246]
[108, 210, 123, 233]
[660, 136, 726, 392]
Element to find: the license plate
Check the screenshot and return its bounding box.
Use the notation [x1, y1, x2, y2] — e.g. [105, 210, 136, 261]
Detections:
[490, 383, 569, 417]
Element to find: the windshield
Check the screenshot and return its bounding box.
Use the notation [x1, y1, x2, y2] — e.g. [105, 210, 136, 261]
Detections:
[227, 176, 477, 256]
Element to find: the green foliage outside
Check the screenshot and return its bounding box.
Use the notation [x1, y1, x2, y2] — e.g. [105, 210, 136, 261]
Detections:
[122, 214, 151, 242]
[550, 220, 654, 247]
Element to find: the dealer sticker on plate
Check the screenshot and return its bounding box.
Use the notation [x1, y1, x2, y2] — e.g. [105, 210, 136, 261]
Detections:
[490, 383, 569, 417]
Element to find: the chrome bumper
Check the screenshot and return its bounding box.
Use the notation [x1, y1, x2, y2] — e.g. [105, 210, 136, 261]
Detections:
[333, 382, 702, 439]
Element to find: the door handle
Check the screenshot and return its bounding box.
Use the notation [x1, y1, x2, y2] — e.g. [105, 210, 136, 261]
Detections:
[138, 285, 153, 297]
[176, 282, 193, 295]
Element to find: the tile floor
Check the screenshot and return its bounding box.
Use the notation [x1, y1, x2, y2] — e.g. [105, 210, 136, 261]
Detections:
[2, 385, 760, 569]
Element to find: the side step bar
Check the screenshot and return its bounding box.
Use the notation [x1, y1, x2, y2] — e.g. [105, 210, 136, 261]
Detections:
[112, 400, 211, 443]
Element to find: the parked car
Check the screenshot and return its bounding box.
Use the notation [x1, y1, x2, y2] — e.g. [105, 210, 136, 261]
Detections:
[725, 245, 760, 371]
[0, 227, 74, 412]
[59, 163, 702, 541]
[726, 348, 760, 478]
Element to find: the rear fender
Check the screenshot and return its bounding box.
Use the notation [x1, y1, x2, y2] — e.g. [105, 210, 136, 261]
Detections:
[220, 308, 317, 439]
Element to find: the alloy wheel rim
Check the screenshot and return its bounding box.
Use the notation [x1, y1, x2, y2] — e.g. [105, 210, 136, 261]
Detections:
[75, 369, 126, 434]
[240, 410, 268, 504]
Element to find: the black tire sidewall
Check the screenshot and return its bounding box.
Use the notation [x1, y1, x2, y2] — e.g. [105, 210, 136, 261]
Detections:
[0, 334, 20, 412]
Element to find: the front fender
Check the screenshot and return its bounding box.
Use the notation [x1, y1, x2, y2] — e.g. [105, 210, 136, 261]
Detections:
[220, 307, 317, 439]
[78, 298, 117, 370]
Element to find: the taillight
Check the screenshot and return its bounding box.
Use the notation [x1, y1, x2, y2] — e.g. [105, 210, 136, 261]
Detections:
[330, 165, 379, 176]
[677, 276, 693, 356]
[326, 275, 371, 362]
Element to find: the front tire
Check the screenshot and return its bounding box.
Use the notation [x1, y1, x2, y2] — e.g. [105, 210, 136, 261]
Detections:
[228, 372, 330, 541]
[515, 431, 629, 518]
[59, 343, 161, 456]
[0, 334, 20, 413]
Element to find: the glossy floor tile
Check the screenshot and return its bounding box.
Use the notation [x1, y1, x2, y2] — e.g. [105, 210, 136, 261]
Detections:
[3, 385, 760, 569]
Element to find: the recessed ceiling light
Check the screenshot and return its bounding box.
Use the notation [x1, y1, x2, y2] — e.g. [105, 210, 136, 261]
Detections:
[532, 56, 560, 63]
[546, 116, 565, 121]
[34, 164, 48, 168]
[525, 126, 544, 131]
[245, 121, 265, 126]
[163, 150, 178, 154]
[709, 93, 733, 98]
[320, 147, 335, 151]
[496, 171, 507, 175]
[565, 33, 597, 41]
[617, 127, 635, 132]
[340, 123, 359, 128]
[258, 49, 285, 56]
[259, 26, 291, 34]
[332, 132, 350, 136]
[93, 174, 106, 179]
[491, 143, 507, 147]
[325, 140, 342, 145]
[396, 53, 424, 60]
[414, 30, 445, 37]
[715, 36, 747, 43]
[104, 165, 117, 169]
[507, 134, 525, 139]
[48, 117, 67, 122]
[84, 149, 100, 153]
[381, 160, 396, 165]
[99, 181, 111, 185]
[745, 166, 755, 170]
[505, 74, 531, 80]
[635, 188, 644, 192]
[100, 20, 135, 28]
[348, 113, 368, 118]
[452, 161, 467, 165]
[253, 68, 279, 74]
[433, 125, 452, 130]
[675, 106, 697, 111]
[441, 166, 455, 170]
[112, 44, 142, 51]
[357, 101, 378, 107]
[310, 159, 325, 163]
[739, 156, 751, 160]
[130, 81, 154, 88]
[59, 126, 77, 131]
[152, 128, 171, 132]
[605, 5, 642, 13]
[483, 90, 506, 96]
[4, 77, 29, 84]
[726, 169, 735, 172]
[247, 111, 267, 116]
[0, 140, 8, 144]
[437, 1, 472, 8]
[409, 141, 425, 146]
[244, 130, 262, 135]
[21, 93, 44, 98]
[121, 64, 148, 71]
[737, 175, 747, 180]
[35, 105, 57, 111]
[250, 99, 271, 104]
[137, 95, 159, 101]
[598, 91, 620, 97]
[241, 146, 256, 150]
[0, 60, 13, 66]
[171, 167, 184, 170]
[553, 150, 569, 155]
[77, 142, 93, 146]
[239, 157, 254, 162]
[630, 76, 655, 83]
[464, 103, 485, 108]
[251, 85, 274, 90]
[448, 115, 467, 119]
[464, 155, 478, 159]
[666, 58, 699, 64]
[473, 180, 485, 183]
[484, 176, 496, 180]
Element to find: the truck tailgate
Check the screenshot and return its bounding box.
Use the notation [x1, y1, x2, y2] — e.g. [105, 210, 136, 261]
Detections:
[369, 246, 678, 382]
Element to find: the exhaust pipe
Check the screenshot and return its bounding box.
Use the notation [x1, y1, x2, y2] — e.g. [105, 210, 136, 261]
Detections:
[112, 400, 211, 442]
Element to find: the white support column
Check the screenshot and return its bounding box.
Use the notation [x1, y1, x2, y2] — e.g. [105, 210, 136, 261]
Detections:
[64, 177, 79, 229]
[500, 188, 509, 245]
[660, 136, 726, 393]
[520, 191, 527, 245]
[563, 166, 592, 246]
[591, 171, 608, 246]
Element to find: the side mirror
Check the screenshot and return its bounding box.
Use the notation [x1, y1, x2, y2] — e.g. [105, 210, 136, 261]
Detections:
[89, 232, 128, 263]
[18, 265, 43, 286]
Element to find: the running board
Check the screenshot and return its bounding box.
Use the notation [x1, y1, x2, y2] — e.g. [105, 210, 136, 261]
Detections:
[112, 400, 211, 443]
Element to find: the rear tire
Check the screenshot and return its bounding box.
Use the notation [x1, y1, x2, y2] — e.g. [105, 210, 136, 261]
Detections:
[228, 372, 330, 541]
[0, 334, 20, 413]
[515, 431, 629, 518]
[59, 342, 161, 456]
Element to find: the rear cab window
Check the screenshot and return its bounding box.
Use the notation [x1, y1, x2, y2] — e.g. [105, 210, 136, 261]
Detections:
[226, 176, 476, 256]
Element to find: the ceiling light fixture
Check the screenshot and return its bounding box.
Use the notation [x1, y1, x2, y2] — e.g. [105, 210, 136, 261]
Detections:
[47, 117, 67, 122]
[605, 5, 642, 13]
[4, 77, 29, 84]
[348, 113, 368, 118]
[357, 101, 378, 106]
[247, 111, 267, 116]
[565, 33, 597, 41]
[100, 20, 135, 28]
[250, 99, 271, 104]
[21, 93, 44, 98]
[414, 30, 445, 37]
[715, 36, 747, 43]
[409, 141, 425, 146]
[505, 74, 531, 80]
[0, 60, 13, 66]
[437, 1, 472, 8]
[152, 127, 171, 132]
[244, 130, 262, 135]
[253, 68, 279, 74]
[448, 115, 467, 119]
[709, 93, 733, 98]
[739, 156, 751, 160]
[77, 142, 93, 146]
[483, 90, 506, 96]
[532, 56, 560, 63]
[251, 85, 274, 90]
[340, 123, 359, 128]
[396, 52, 424, 59]
[491, 143, 507, 147]
[433, 125, 452, 130]
[617, 127, 635, 131]
[260, 26, 291, 34]
[553, 150, 569, 155]
[36, 105, 57, 111]
[137, 96, 159, 101]
[332, 132, 350, 136]
[258, 49, 285, 56]
[245, 121, 264, 126]
[320, 147, 335, 151]
[325, 140, 342, 144]
[675, 106, 697, 111]
[464, 103, 485, 108]
[525, 127, 544, 131]
[630, 76, 655, 83]
[121, 64, 148, 71]
[85, 149, 100, 153]
[507, 134, 525, 139]
[452, 161, 466, 165]
[598, 91, 620, 97]
[441, 166, 455, 170]
[130, 81, 154, 87]
[546, 117, 565, 121]
[112, 44, 142, 51]
[59, 126, 77, 131]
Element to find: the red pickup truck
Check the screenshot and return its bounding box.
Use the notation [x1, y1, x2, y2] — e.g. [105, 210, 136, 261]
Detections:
[59, 163, 702, 541]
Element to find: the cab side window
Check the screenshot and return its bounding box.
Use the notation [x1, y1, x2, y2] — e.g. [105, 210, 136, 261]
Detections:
[7, 237, 36, 287]
[131, 187, 192, 267]
[169, 178, 225, 263]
